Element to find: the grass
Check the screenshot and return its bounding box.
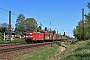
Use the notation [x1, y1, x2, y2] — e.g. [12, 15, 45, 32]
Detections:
[0, 38, 25, 43]
[0, 39, 4, 43]
[11, 45, 59, 60]
[2, 38, 90, 60]
[62, 41, 71, 46]
[11, 38, 25, 42]
[57, 40, 90, 60]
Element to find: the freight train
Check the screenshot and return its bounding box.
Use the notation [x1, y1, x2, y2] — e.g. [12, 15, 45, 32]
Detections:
[25, 31, 67, 43]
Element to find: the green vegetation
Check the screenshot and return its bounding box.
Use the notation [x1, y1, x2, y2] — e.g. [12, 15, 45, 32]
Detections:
[73, 3, 90, 40]
[11, 45, 59, 60]
[24, 18, 38, 32]
[62, 41, 71, 46]
[0, 22, 9, 35]
[56, 40, 90, 60]
[73, 15, 90, 40]
[0, 38, 25, 43]
[11, 38, 25, 42]
[0, 39, 4, 43]
[15, 14, 38, 34]
[71, 3, 90, 59]
[15, 14, 25, 34]
[0, 32, 4, 43]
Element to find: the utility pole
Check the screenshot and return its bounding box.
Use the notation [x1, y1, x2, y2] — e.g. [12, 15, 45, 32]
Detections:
[40, 22, 42, 31]
[49, 21, 51, 41]
[9, 11, 12, 41]
[4, 32, 5, 41]
[4, 28, 5, 41]
[82, 8, 84, 40]
[57, 30, 58, 41]
[50, 21, 51, 32]
[57, 30, 58, 34]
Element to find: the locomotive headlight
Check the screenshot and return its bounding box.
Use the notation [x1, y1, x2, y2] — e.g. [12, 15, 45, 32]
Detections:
[30, 33, 32, 35]
[26, 36, 28, 37]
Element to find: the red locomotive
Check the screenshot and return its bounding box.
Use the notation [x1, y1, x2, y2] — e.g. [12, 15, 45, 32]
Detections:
[25, 31, 67, 43]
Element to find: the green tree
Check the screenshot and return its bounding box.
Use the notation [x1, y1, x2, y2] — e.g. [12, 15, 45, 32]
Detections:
[39, 26, 41, 31]
[24, 18, 38, 32]
[37, 26, 41, 32]
[74, 13, 90, 40]
[53, 30, 56, 34]
[15, 14, 25, 34]
[45, 27, 48, 31]
[0, 32, 3, 40]
[84, 23, 89, 39]
[73, 20, 84, 40]
[84, 13, 90, 39]
[74, 1, 90, 40]
[0, 22, 9, 34]
[63, 32, 65, 36]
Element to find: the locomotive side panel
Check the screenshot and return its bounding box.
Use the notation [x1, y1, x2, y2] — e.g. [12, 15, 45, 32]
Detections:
[35, 32, 44, 41]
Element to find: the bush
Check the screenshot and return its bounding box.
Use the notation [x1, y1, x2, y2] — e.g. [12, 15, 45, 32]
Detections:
[0, 32, 3, 40]
[0, 32, 4, 42]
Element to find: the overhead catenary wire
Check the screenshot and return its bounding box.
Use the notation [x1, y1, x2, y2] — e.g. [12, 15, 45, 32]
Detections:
[0, 18, 16, 24]
[2, 0, 22, 11]
[0, 7, 23, 32]
[2, 0, 82, 20]
[1, 0, 83, 31]
[0, 18, 8, 21]
[2, 0, 81, 23]
[0, 8, 9, 12]
[0, 7, 18, 24]
[1, 0, 30, 25]
[0, 7, 18, 16]
[2, 0, 27, 15]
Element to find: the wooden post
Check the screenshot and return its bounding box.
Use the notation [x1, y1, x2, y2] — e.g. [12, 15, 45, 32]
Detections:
[82, 8, 84, 40]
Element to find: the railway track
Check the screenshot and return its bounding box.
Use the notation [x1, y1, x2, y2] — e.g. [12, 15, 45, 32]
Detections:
[0, 42, 26, 46]
[0, 42, 56, 60]
[0, 42, 27, 50]
[0, 41, 60, 48]
[0, 42, 54, 53]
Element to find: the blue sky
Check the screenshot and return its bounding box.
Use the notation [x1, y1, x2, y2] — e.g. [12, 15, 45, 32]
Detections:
[0, 0, 89, 37]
